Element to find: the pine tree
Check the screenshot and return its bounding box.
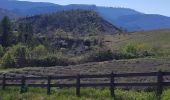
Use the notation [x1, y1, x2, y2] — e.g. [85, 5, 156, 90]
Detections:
[0, 16, 12, 47]
[18, 23, 33, 44]
[25, 23, 33, 44]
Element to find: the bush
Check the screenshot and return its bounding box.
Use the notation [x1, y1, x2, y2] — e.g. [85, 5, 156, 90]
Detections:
[85, 48, 114, 62]
[14, 44, 29, 67]
[1, 44, 29, 68]
[13, 44, 28, 57]
[82, 43, 154, 63]
[112, 52, 137, 60]
[121, 43, 138, 55]
[119, 43, 153, 59]
[30, 45, 48, 58]
[82, 43, 155, 62]
[27, 54, 75, 67]
[0, 45, 4, 58]
[1, 51, 16, 68]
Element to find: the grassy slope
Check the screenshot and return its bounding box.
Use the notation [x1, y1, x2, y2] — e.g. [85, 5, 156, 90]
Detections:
[1, 58, 170, 85]
[0, 87, 165, 100]
[104, 29, 170, 51]
[1, 30, 170, 100]
[1, 29, 170, 75]
[1, 29, 170, 80]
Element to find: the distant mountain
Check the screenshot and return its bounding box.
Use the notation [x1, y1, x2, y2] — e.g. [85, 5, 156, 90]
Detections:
[0, 0, 60, 15]
[0, 8, 18, 20]
[16, 10, 121, 35]
[0, 0, 170, 32]
[114, 14, 170, 32]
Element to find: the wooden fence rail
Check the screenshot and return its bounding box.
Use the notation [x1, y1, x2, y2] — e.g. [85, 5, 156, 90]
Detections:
[0, 71, 170, 98]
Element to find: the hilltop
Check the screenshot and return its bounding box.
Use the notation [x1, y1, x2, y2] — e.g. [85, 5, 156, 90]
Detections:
[0, 0, 170, 32]
[15, 10, 121, 35]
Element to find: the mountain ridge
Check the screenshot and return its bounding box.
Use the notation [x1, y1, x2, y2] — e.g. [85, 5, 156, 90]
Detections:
[0, 0, 170, 32]
[15, 10, 121, 35]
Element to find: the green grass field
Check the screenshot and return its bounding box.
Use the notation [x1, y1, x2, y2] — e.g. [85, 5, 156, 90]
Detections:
[0, 87, 170, 100]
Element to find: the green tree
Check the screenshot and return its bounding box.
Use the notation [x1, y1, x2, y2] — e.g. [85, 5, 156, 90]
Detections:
[18, 23, 33, 44]
[0, 45, 4, 57]
[31, 45, 48, 58]
[18, 23, 25, 43]
[0, 16, 12, 47]
[25, 23, 33, 44]
[1, 44, 29, 68]
[1, 51, 16, 68]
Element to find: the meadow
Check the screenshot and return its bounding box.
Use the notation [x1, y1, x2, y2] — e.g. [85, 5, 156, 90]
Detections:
[1, 87, 170, 100]
[104, 29, 170, 56]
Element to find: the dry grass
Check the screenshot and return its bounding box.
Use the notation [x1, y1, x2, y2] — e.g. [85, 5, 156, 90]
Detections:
[1, 58, 170, 88]
[104, 29, 170, 51]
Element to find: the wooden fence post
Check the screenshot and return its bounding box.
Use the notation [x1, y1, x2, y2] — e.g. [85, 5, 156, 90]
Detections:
[2, 74, 6, 90]
[47, 76, 51, 95]
[76, 74, 80, 97]
[20, 76, 26, 93]
[157, 70, 163, 98]
[110, 72, 115, 98]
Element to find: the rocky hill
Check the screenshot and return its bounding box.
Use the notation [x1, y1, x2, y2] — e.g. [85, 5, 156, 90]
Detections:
[1, 0, 170, 32]
[16, 10, 121, 35]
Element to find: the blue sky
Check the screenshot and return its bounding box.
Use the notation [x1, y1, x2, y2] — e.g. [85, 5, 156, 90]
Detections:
[19, 0, 170, 16]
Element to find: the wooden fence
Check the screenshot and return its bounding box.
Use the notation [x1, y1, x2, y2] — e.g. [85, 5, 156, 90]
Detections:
[0, 71, 170, 98]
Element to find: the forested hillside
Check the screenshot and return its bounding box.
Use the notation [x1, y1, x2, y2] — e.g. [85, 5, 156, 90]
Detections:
[0, 10, 121, 68]
[1, 0, 170, 32]
[15, 10, 120, 35]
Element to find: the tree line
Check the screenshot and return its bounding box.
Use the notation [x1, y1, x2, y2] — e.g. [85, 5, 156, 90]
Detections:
[0, 16, 34, 47]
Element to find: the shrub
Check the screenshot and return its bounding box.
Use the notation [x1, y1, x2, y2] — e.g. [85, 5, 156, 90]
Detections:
[13, 44, 28, 57]
[30, 45, 48, 58]
[121, 43, 138, 56]
[112, 52, 136, 60]
[27, 54, 75, 67]
[86, 48, 114, 62]
[82, 44, 152, 62]
[13, 44, 29, 67]
[1, 44, 29, 68]
[119, 43, 153, 59]
[0, 45, 4, 57]
[86, 44, 152, 62]
[1, 51, 16, 68]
